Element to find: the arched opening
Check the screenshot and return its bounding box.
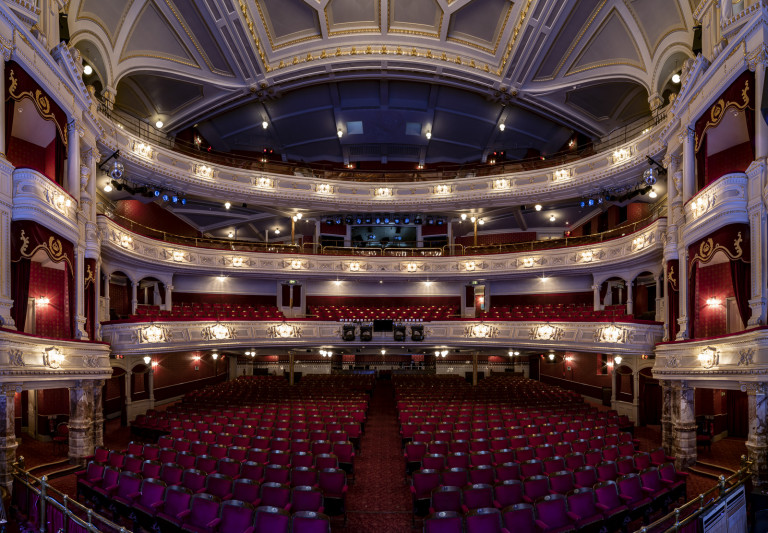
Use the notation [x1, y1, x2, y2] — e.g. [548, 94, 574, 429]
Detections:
[137, 276, 166, 309]
[599, 276, 627, 313]
[107, 271, 133, 320]
[106, 367, 127, 427]
[130, 363, 151, 403]
[631, 271, 658, 320]
[638, 367, 661, 426]
[614, 364, 633, 403]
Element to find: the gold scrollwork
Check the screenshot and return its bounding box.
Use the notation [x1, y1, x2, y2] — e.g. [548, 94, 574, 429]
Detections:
[689, 232, 745, 271]
[7, 69, 67, 145]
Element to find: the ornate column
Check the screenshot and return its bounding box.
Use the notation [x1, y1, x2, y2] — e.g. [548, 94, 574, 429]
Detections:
[682, 127, 696, 203]
[148, 367, 155, 408]
[472, 353, 478, 386]
[92, 381, 104, 448]
[124, 371, 132, 409]
[655, 275, 663, 321]
[0, 59, 5, 154]
[131, 280, 138, 315]
[592, 281, 602, 311]
[101, 87, 117, 111]
[68, 381, 94, 465]
[0, 151, 14, 327]
[102, 272, 110, 323]
[676, 247, 689, 340]
[632, 369, 641, 423]
[289, 352, 295, 386]
[74, 247, 88, 339]
[626, 278, 634, 316]
[671, 380, 697, 469]
[753, 55, 768, 160]
[661, 380, 674, 456]
[0, 384, 20, 491]
[748, 199, 767, 326]
[744, 382, 768, 484]
[93, 261, 101, 341]
[66, 120, 81, 204]
[164, 283, 173, 312]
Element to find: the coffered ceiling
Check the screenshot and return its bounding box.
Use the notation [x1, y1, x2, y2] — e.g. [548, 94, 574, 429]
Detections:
[70, 0, 697, 165]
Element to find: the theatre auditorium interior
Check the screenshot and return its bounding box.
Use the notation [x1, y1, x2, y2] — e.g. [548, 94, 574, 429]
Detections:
[3, 0, 768, 532]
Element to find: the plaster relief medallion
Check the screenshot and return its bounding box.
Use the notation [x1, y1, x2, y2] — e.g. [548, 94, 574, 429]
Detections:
[665, 355, 680, 368]
[82, 353, 100, 367]
[738, 348, 754, 366]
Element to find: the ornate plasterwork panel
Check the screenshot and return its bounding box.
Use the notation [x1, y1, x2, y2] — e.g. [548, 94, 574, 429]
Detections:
[102, 319, 662, 356]
[99, 216, 665, 280]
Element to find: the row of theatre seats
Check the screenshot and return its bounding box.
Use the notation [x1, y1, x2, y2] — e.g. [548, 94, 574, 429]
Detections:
[395, 375, 687, 532]
[78, 376, 370, 532]
[132, 303, 285, 321]
[479, 303, 636, 322]
[309, 304, 459, 321]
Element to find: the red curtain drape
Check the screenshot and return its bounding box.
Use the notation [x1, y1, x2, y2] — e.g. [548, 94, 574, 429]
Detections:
[84, 258, 96, 339]
[667, 260, 679, 339]
[11, 220, 75, 338]
[688, 264, 697, 339]
[729, 259, 751, 328]
[54, 133, 65, 186]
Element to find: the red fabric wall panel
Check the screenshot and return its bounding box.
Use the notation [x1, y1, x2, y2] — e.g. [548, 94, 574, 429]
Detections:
[422, 224, 447, 236]
[306, 295, 460, 307]
[627, 202, 650, 223]
[455, 232, 536, 247]
[491, 292, 592, 307]
[8, 136, 47, 176]
[320, 222, 346, 236]
[114, 200, 201, 238]
[706, 141, 753, 184]
[173, 292, 277, 306]
[694, 262, 733, 337]
[538, 351, 611, 399]
[37, 388, 69, 415]
[109, 282, 131, 316]
[29, 262, 70, 338]
[151, 350, 228, 400]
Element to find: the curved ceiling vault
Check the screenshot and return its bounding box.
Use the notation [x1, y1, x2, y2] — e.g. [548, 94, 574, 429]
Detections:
[69, 0, 695, 164]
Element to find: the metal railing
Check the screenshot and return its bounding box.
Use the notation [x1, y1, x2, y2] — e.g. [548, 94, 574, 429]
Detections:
[632, 456, 753, 533]
[103, 204, 664, 258]
[12, 457, 128, 532]
[97, 98, 666, 184]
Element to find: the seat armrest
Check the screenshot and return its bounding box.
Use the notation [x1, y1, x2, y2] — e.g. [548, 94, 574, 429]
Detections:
[150, 501, 164, 509]
[535, 520, 549, 529]
[595, 503, 609, 512]
[177, 510, 191, 520]
[567, 512, 581, 521]
[206, 518, 221, 529]
[128, 491, 141, 499]
[619, 494, 632, 502]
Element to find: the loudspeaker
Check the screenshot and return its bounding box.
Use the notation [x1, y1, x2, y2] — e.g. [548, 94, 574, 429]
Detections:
[692, 25, 702, 56]
[393, 324, 406, 342]
[411, 325, 424, 342]
[342, 324, 356, 341]
[59, 13, 70, 43]
[360, 325, 373, 342]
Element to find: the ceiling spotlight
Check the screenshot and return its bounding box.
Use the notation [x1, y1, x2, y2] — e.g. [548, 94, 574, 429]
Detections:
[426, 131, 432, 140]
[274, 228, 280, 235]
[262, 120, 269, 129]
[155, 120, 164, 129]
[83, 64, 93, 76]
[514, 351, 520, 356]
[549, 214, 556, 222]
[499, 123, 505, 131]
[224, 202, 231, 209]
[649, 189, 658, 199]
[228, 231, 234, 238]
[478, 218, 485, 225]
[110, 160, 124, 180]
[337, 129, 343, 138]
[672, 72, 681, 84]
[535, 204, 542, 211]
[103, 183, 113, 193]
[296, 212, 303, 220]
[470, 216, 476, 223]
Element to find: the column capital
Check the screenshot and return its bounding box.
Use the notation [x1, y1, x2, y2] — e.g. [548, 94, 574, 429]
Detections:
[0, 384, 21, 396]
[741, 382, 768, 395]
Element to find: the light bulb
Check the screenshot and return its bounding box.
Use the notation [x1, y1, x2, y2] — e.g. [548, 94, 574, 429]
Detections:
[262, 120, 268, 129]
[614, 356, 623, 365]
[274, 228, 280, 235]
[426, 131, 432, 139]
[499, 123, 505, 131]
[337, 129, 343, 138]
[224, 202, 231, 209]
[461, 214, 467, 221]
[83, 64, 93, 76]
[103, 183, 113, 192]
[478, 218, 485, 225]
[649, 189, 657, 198]
[672, 73, 681, 84]
[155, 120, 164, 128]
[212, 352, 219, 360]
[549, 214, 556, 222]
[535, 204, 542, 211]
[548, 353, 555, 361]
[143, 356, 151, 365]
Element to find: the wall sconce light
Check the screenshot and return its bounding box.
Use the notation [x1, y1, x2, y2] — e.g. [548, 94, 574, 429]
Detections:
[706, 297, 721, 307]
[143, 355, 151, 365]
[212, 352, 219, 360]
[614, 355, 623, 365]
[44, 347, 64, 369]
[380, 348, 386, 355]
[698, 347, 718, 369]
[37, 296, 50, 306]
[548, 353, 555, 361]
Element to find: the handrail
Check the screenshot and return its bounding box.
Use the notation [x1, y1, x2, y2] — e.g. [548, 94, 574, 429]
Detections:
[98, 98, 666, 183]
[12, 457, 129, 532]
[101, 205, 664, 258]
[632, 456, 752, 533]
